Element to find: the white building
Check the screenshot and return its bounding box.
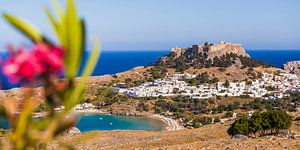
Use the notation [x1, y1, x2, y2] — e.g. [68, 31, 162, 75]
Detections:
[114, 72, 300, 100]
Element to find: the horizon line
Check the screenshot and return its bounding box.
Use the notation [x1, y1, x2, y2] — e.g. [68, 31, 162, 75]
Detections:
[100, 49, 300, 51]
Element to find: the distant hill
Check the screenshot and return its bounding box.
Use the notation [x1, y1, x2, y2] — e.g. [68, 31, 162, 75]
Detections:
[157, 41, 271, 72]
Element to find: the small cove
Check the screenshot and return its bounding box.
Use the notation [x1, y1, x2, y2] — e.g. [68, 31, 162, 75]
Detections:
[0, 113, 167, 132]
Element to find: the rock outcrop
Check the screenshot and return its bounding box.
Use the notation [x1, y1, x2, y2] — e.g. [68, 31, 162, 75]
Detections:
[157, 41, 269, 70]
[170, 41, 249, 59]
[283, 61, 300, 76]
[61, 127, 81, 136]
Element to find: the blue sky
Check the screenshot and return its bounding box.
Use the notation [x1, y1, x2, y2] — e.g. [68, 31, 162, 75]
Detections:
[0, 0, 299, 51]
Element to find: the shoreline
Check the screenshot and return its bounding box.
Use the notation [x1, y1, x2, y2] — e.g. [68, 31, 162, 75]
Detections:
[71, 109, 183, 131]
[150, 114, 183, 131]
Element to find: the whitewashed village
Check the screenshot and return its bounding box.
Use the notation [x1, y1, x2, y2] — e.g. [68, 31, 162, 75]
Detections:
[113, 72, 300, 101]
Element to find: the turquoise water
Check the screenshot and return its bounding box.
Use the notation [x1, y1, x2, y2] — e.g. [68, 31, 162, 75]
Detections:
[0, 117, 9, 129]
[76, 114, 166, 132]
[0, 114, 166, 132]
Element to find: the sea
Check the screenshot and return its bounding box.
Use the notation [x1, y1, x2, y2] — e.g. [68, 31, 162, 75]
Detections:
[86, 50, 300, 76]
[0, 114, 166, 132]
[1, 50, 300, 89]
[76, 114, 166, 132]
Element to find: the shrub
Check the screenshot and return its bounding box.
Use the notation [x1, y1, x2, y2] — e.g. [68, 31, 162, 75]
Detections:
[193, 122, 201, 128]
[225, 111, 234, 118]
[228, 110, 292, 136]
[224, 80, 230, 88]
[137, 102, 149, 111]
[155, 108, 162, 114]
[194, 117, 213, 125]
[217, 104, 226, 113]
[228, 116, 249, 136]
[239, 94, 250, 99]
[214, 117, 221, 123]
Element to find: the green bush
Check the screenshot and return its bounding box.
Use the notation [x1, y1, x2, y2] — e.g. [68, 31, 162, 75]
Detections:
[239, 94, 250, 99]
[228, 110, 292, 136]
[225, 111, 234, 118]
[156, 51, 271, 72]
[155, 108, 162, 114]
[137, 102, 149, 111]
[228, 116, 249, 135]
[194, 116, 213, 125]
[193, 122, 201, 128]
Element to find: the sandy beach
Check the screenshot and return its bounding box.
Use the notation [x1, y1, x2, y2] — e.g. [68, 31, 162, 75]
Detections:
[150, 114, 183, 131]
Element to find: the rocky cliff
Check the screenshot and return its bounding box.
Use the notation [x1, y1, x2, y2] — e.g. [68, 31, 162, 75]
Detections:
[284, 61, 300, 76]
[170, 41, 249, 59]
[158, 41, 269, 70]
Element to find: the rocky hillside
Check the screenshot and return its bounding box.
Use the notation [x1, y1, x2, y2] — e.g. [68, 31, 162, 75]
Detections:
[157, 41, 270, 72]
[284, 61, 300, 76]
[47, 121, 300, 149]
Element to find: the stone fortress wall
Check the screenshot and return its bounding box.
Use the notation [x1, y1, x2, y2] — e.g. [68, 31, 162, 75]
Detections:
[170, 41, 250, 59]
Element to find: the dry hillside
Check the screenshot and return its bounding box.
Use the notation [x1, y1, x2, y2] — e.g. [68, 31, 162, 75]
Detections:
[48, 121, 300, 150]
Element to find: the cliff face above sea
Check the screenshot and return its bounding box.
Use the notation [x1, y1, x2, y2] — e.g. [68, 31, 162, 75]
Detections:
[284, 61, 300, 76]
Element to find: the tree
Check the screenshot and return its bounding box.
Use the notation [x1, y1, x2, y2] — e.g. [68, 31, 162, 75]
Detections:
[261, 111, 271, 132]
[228, 110, 292, 137]
[157, 50, 271, 71]
[227, 104, 235, 111]
[210, 77, 220, 84]
[193, 122, 201, 128]
[268, 110, 292, 132]
[225, 111, 234, 118]
[224, 80, 230, 88]
[248, 112, 263, 136]
[150, 66, 167, 79]
[217, 104, 226, 113]
[228, 115, 249, 136]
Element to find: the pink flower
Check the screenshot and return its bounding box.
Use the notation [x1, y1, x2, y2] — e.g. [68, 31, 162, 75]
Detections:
[33, 44, 64, 73]
[2, 44, 64, 84]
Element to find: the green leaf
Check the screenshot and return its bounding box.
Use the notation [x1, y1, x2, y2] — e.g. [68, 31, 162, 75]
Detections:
[52, 0, 64, 18]
[64, 0, 83, 78]
[3, 14, 43, 42]
[66, 40, 100, 110]
[47, 0, 85, 79]
[45, 0, 98, 110]
[49, 0, 67, 48]
[81, 40, 100, 80]
[45, 8, 58, 39]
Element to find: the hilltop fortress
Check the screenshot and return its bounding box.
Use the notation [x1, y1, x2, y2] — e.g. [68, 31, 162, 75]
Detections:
[170, 41, 250, 59]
